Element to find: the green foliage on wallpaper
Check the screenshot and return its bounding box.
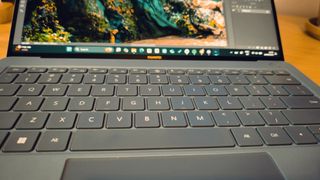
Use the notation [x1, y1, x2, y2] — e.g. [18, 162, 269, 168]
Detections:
[22, 0, 226, 43]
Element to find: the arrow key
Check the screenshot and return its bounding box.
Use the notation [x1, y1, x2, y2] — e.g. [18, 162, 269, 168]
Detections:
[284, 126, 317, 144]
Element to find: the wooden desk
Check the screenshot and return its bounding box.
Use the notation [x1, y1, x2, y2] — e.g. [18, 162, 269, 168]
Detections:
[0, 15, 319, 85]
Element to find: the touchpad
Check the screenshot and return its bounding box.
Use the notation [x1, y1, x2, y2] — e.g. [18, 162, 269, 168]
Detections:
[61, 153, 284, 180]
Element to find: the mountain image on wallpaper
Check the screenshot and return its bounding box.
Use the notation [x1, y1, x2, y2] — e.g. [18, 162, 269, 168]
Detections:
[22, 0, 227, 47]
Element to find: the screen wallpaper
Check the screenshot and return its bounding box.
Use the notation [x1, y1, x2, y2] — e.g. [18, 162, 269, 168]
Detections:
[22, 0, 227, 47]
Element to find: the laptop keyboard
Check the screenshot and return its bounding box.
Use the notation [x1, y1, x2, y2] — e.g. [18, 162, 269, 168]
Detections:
[0, 66, 320, 152]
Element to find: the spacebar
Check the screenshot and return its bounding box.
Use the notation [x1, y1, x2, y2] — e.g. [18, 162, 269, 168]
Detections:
[70, 128, 235, 151]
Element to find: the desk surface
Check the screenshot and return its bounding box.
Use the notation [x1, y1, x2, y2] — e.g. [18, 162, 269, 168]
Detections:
[0, 15, 319, 85]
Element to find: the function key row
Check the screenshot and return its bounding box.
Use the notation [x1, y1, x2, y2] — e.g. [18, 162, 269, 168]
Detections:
[0, 73, 301, 85]
[4, 67, 290, 75]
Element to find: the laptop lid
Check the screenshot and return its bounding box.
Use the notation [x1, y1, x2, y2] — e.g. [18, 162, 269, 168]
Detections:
[7, 0, 284, 61]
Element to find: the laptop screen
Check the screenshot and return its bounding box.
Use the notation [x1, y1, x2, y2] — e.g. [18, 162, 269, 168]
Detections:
[9, 0, 283, 61]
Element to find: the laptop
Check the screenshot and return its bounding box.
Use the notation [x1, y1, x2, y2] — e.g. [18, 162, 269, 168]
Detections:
[0, 0, 319, 179]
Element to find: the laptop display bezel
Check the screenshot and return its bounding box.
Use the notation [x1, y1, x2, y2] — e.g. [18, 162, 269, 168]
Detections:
[7, 0, 284, 61]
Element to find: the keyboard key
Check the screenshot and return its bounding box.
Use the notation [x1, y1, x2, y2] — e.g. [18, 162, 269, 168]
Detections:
[161, 112, 187, 127]
[69, 68, 87, 73]
[6, 67, 26, 73]
[187, 111, 214, 127]
[13, 97, 43, 111]
[3, 131, 40, 152]
[67, 85, 91, 96]
[228, 75, 249, 85]
[205, 85, 228, 96]
[14, 73, 40, 84]
[282, 110, 320, 125]
[168, 69, 185, 75]
[38, 74, 61, 84]
[109, 68, 127, 74]
[37, 131, 71, 152]
[15, 113, 49, 129]
[0, 113, 20, 129]
[265, 76, 300, 85]
[231, 128, 263, 147]
[209, 75, 230, 84]
[0, 84, 20, 96]
[0, 73, 18, 83]
[281, 96, 320, 109]
[162, 85, 183, 96]
[189, 75, 210, 85]
[68, 98, 94, 111]
[17, 84, 44, 96]
[259, 111, 289, 125]
[224, 69, 241, 75]
[225, 86, 249, 96]
[48, 67, 67, 73]
[169, 75, 189, 84]
[91, 85, 115, 96]
[42, 85, 68, 96]
[128, 75, 147, 84]
[239, 97, 265, 110]
[207, 69, 222, 75]
[106, 112, 132, 129]
[135, 112, 160, 128]
[27, 67, 47, 73]
[283, 85, 313, 96]
[77, 113, 104, 129]
[258, 70, 273, 75]
[149, 69, 166, 74]
[284, 127, 317, 144]
[0, 97, 17, 111]
[70, 128, 235, 151]
[122, 97, 145, 111]
[246, 75, 268, 85]
[242, 70, 257, 75]
[212, 111, 240, 127]
[46, 113, 76, 129]
[129, 69, 147, 74]
[257, 127, 292, 145]
[106, 74, 126, 84]
[149, 75, 168, 84]
[188, 69, 204, 75]
[194, 97, 219, 110]
[147, 97, 170, 110]
[89, 68, 107, 74]
[140, 85, 160, 96]
[245, 85, 269, 96]
[264, 85, 289, 96]
[95, 97, 120, 111]
[274, 70, 289, 75]
[183, 85, 205, 96]
[117, 85, 138, 96]
[41, 97, 69, 111]
[236, 111, 265, 126]
[217, 97, 242, 110]
[171, 97, 194, 110]
[83, 74, 105, 84]
[60, 74, 83, 84]
[260, 97, 287, 109]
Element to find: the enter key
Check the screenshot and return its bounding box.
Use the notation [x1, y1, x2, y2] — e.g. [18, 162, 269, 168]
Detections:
[280, 96, 320, 109]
